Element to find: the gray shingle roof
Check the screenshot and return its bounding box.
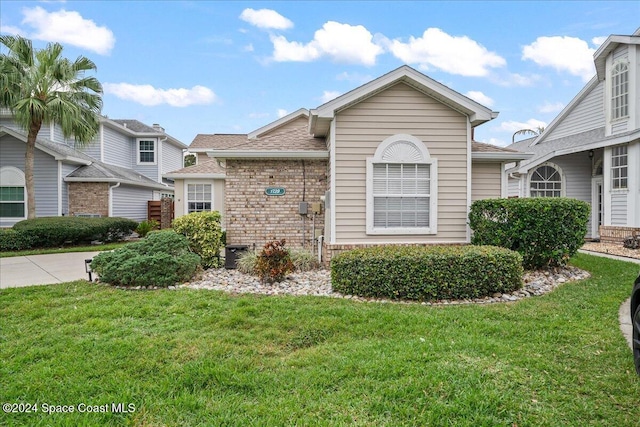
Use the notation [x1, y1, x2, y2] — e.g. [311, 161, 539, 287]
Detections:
[190, 125, 326, 152]
[111, 119, 158, 133]
[165, 160, 226, 177]
[471, 141, 521, 153]
[66, 161, 168, 189]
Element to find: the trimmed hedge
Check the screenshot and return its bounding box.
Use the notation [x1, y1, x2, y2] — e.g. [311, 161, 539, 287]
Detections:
[172, 211, 224, 269]
[331, 245, 523, 301]
[2, 217, 137, 251]
[90, 230, 201, 287]
[469, 198, 590, 269]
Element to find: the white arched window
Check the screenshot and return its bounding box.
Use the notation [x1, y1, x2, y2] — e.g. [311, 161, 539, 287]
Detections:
[611, 62, 629, 120]
[366, 134, 437, 235]
[529, 163, 563, 198]
[0, 166, 27, 218]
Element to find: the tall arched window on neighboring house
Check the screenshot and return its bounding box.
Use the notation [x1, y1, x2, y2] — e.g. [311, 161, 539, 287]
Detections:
[611, 62, 629, 120]
[529, 163, 563, 197]
[366, 134, 438, 235]
[0, 166, 27, 219]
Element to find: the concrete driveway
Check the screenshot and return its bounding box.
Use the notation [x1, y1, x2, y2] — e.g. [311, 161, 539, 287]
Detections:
[0, 251, 101, 288]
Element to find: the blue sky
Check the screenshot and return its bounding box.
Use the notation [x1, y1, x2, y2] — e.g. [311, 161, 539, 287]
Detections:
[1, 1, 639, 147]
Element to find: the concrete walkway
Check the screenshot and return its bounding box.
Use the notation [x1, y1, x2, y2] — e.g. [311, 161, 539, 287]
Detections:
[0, 251, 101, 288]
[578, 249, 639, 350]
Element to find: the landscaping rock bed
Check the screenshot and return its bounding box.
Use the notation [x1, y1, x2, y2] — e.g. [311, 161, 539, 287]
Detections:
[181, 265, 590, 305]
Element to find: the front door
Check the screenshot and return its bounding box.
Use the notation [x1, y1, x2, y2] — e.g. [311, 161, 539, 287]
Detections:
[591, 176, 604, 239]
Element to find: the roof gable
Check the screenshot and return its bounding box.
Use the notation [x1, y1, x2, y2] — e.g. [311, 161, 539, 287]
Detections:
[594, 29, 640, 80]
[309, 65, 498, 137]
[248, 108, 309, 139]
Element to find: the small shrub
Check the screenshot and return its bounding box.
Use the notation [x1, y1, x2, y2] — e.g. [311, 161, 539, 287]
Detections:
[172, 212, 224, 269]
[289, 248, 321, 271]
[90, 230, 200, 287]
[255, 239, 294, 283]
[469, 198, 590, 269]
[11, 217, 137, 249]
[623, 235, 640, 250]
[136, 219, 159, 237]
[331, 245, 523, 301]
[236, 250, 258, 275]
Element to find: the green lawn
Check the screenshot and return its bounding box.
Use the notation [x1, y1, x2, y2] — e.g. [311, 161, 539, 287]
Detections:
[1, 253, 639, 426]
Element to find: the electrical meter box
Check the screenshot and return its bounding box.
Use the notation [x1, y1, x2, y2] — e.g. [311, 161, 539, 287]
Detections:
[299, 202, 309, 215]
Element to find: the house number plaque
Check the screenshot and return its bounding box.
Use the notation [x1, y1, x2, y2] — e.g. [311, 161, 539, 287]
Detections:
[265, 187, 286, 196]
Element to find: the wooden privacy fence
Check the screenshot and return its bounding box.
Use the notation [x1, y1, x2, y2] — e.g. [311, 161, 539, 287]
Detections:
[148, 198, 174, 229]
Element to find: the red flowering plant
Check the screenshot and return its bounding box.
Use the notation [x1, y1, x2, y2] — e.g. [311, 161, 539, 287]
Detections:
[255, 239, 294, 283]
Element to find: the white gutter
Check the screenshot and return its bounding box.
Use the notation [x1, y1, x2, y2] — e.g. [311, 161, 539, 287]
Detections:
[472, 152, 533, 162]
[108, 182, 120, 217]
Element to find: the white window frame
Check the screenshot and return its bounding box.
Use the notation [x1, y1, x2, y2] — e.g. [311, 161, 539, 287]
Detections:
[611, 145, 628, 190]
[611, 61, 629, 121]
[529, 162, 565, 198]
[0, 166, 27, 220]
[137, 138, 157, 165]
[366, 134, 438, 235]
[186, 183, 212, 213]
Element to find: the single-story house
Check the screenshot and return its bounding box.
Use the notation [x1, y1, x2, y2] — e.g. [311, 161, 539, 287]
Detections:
[0, 115, 187, 227]
[507, 28, 639, 242]
[167, 65, 531, 261]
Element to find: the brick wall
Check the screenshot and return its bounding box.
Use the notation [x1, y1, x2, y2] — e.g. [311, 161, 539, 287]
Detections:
[225, 159, 328, 249]
[68, 182, 109, 217]
[599, 226, 640, 244]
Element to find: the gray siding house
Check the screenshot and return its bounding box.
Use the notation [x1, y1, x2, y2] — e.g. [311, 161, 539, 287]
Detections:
[0, 115, 187, 227]
[507, 28, 640, 241]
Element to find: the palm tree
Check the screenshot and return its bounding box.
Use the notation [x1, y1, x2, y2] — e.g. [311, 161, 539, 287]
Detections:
[0, 35, 102, 219]
[511, 126, 545, 144]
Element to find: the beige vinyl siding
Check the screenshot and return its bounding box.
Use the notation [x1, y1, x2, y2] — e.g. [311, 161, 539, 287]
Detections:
[471, 163, 502, 202]
[333, 82, 468, 243]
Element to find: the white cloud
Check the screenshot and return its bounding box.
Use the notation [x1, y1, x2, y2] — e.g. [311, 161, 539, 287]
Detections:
[0, 23, 25, 35]
[487, 137, 507, 147]
[538, 101, 565, 114]
[522, 36, 595, 82]
[277, 109, 288, 118]
[104, 83, 216, 107]
[320, 90, 341, 103]
[387, 28, 506, 77]
[592, 36, 608, 47]
[19, 6, 115, 55]
[240, 8, 293, 30]
[498, 118, 547, 133]
[243, 43, 254, 52]
[465, 91, 494, 107]
[271, 21, 383, 66]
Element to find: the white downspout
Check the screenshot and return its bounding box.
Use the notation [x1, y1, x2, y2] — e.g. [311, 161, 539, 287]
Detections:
[109, 182, 121, 217]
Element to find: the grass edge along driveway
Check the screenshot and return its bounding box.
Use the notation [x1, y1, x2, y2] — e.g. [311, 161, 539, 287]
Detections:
[1, 252, 639, 427]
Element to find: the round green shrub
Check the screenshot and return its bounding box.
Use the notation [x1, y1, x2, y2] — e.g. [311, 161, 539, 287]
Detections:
[90, 230, 201, 287]
[331, 245, 523, 301]
[172, 211, 223, 269]
[469, 198, 590, 269]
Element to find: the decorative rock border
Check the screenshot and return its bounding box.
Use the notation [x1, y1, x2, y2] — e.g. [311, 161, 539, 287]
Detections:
[180, 265, 590, 306]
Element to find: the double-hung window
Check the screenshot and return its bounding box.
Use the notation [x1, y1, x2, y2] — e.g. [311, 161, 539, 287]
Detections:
[611, 145, 628, 190]
[366, 135, 437, 235]
[137, 139, 156, 164]
[187, 184, 212, 213]
[611, 62, 629, 120]
[0, 167, 26, 219]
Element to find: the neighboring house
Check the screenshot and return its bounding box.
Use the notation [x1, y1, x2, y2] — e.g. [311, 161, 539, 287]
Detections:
[167, 66, 530, 262]
[0, 115, 187, 227]
[507, 28, 640, 241]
